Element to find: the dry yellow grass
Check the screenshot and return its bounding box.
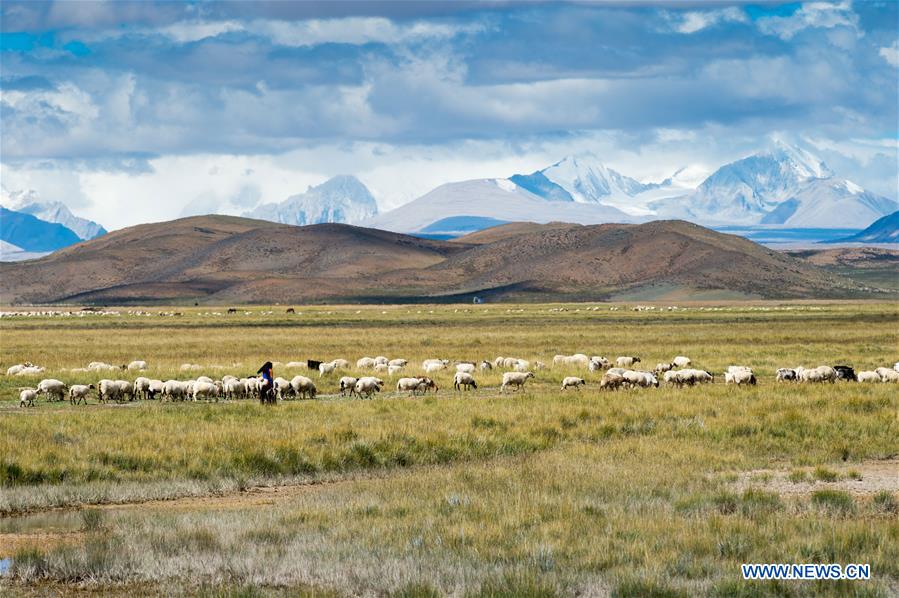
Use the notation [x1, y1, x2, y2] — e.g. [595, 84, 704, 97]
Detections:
[0, 301, 896, 595]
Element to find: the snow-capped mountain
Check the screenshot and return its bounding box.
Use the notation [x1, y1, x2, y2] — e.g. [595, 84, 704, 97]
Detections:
[16, 201, 107, 240]
[1, 185, 106, 241]
[510, 153, 652, 204]
[362, 178, 638, 234]
[650, 143, 895, 228]
[0, 206, 82, 254]
[245, 175, 378, 226]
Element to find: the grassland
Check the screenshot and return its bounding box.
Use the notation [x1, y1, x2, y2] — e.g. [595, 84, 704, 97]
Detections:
[0, 302, 897, 596]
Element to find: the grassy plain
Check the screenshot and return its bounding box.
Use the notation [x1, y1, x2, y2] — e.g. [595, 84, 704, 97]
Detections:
[0, 302, 897, 596]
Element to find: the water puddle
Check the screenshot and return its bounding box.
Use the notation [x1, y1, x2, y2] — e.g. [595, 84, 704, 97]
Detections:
[0, 557, 11, 576]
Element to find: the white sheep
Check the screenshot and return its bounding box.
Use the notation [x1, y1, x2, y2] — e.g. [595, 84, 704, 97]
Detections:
[273, 377, 292, 400]
[616, 356, 641, 368]
[193, 381, 220, 402]
[480, 360, 493, 371]
[133, 377, 151, 400]
[388, 358, 408, 367]
[776, 368, 797, 382]
[68, 384, 94, 404]
[354, 376, 383, 398]
[148, 379, 165, 399]
[374, 356, 389, 366]
[799, 366, 836, 383]
[456, 363, 476, 374]
[857, 371, 881, 383]
[725, 369, 756, 385]
[599, 372, 625, 390]
[331, 359, 350, 369]
[196, 375, 214, 384]
[127, 360, 148, 370]
[513, 359, 530, 372]
[561, 376, 585, 390]
[654, 362, 673, 374]
[672, 356, 691, 368]
[453, 372, 477, 391]
[290, 375, 317, 399]
[876, 367, 899, 383]
[19, 388, 37, 407]
[373, 363, 389, 373]
[319, 361, 338, 377]
[7, 363, 43, 376]
[37, 379, 67, 402]
[89, 361, 122, 371]
[161, 379, 187, 401]
[424, 362, 446, 374]
[501, 371, 534, 392]
[397, 377, 425, 394]
[285, 361, 306, 368]
[387, 364, 405, 376]
[223, 378, 246, 400]
[356, 357, 376, 369]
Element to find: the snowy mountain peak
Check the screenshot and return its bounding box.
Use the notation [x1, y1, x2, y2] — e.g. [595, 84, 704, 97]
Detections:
[1, 185, 106, 240]
[767, 140, 834, 180]
[245, 175, 378, 226]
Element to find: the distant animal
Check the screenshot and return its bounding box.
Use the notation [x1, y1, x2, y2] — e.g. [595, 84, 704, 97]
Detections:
[616, 356, 641, 368]
[453, 372, 477, 391]
[776, 368, 797, 382]
[501, 371, 533, 392]
[306, 359, 322, 371]
[672, 356, 691, 368]
[339, 376, 358, 397]
[290, 375, 317, 400]
[833, 365, 857, 381]
[19, 388, 37, 407]
[286, 308, 295, 314]
[227, 308, 237, 314]
[561, 376, 585, 390]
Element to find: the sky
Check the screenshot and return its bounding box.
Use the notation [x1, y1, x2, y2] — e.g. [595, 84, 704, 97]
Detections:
[0, 0, 897, 230]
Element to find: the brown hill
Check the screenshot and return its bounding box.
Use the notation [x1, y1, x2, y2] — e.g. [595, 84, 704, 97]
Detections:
[0, 216, 876, 304]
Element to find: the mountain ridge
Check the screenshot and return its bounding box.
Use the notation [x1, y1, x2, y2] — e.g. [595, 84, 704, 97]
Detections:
[0, 214, 874, 305]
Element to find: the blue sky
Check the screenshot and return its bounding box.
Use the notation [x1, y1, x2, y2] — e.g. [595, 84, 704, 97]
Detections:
[0, 0, 896, 229]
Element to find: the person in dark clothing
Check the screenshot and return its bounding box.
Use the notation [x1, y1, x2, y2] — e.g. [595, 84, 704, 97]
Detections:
[257, 361, 275, 404]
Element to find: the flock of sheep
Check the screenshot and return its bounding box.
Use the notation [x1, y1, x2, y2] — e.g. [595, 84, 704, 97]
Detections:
[9, 352, 899, 408]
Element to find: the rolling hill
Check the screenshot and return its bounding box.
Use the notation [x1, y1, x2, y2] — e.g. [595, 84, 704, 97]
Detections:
[0, 215, 875, 305]
[826, 210, 899, 243]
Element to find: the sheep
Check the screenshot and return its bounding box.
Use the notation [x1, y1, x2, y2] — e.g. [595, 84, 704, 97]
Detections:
[66, 383, 93, 405]
[616, 356, 641, 368]
[561, 376, 585, 390]
[726, 365, 753, 374]
[599, 372, 625, 390]
[161, 379, 188, 402]
[388, 358, 408, 367]
[799, 366, 836, 383]
[857, 371, 881, 383]
[776, 368, 797, 382]
[331, 359, 350, 369]
[6, 363, 44, 376]
[894, 362, 899, 373]
[357, 357, 376, 369]
[285, 361, 306, 368]
[354, 376, 383, 398]
[589, 356, 611, 371]
[422, 358, 449, 369]
[113, 380, 133, 402]
[453, 372, 477, 391]
[37, 379, 67, 402]
[373, 363, 389, 373]
[833, 365, 857, 381]
[479, 360, 493, 371]
[554, 354, 590, 368]
[19, 388, 38, 407]
[319, 361, 338, 377]
[877, 368, 899, 383]
[193, 381, 220, 402]
[513, 359, 531, 372]
[397, 377, 426, 394]
[373, 356, 389, 366]
[148, 379, 164, 399]
[273, 377, 292, 400]
[456, 363, 476, 374]
[501, 371, 534, 392]
[725, 369, 757, 385]
[127, 360, 148, 371]
[196, 375, 214, 385]
[672, 356, 691, 368]
[180, 363, 202, 372]
[654, 362, 673, 374]
[133, 377, 152, 400]
[223, 378, 246, 400]
[424, 362, 446, 374]
[290, 375, 317, 399]
[627, 371, 658, 388]
[89, 361, 122, 371]
[387, 364, 405, 376]
[534, 361, 546, 370]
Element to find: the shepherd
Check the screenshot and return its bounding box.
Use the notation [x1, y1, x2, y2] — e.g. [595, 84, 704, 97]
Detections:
[257, 361, 276, 404]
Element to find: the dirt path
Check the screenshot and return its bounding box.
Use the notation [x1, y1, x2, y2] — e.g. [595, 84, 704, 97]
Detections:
[730, 459, 899, 497]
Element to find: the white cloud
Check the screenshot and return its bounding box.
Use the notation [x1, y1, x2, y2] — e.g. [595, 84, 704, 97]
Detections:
[880, 41, 899, 67]
[670, 7, 747, 34]
[756, 1, 861, 41]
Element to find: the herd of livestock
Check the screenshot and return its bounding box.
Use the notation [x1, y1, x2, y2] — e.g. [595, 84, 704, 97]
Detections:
[8, 352, 899, 408]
